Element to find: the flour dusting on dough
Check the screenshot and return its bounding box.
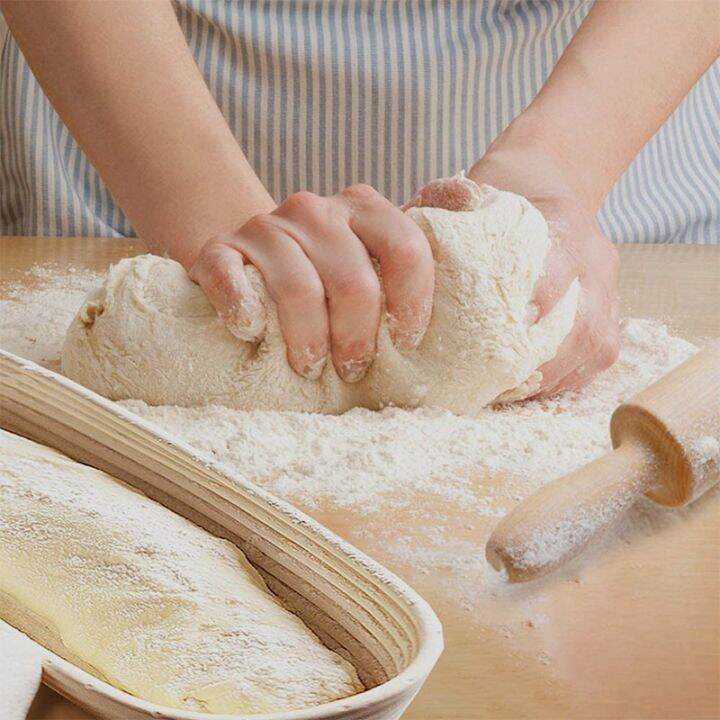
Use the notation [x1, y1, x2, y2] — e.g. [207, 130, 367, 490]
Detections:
[61, 186, 579, 415]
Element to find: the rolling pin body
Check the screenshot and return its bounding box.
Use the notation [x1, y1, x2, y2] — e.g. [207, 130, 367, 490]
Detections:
[487, 345, 720, 582]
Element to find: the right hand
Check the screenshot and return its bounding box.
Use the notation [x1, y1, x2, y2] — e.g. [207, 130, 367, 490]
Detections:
[189, 185, 435, 382]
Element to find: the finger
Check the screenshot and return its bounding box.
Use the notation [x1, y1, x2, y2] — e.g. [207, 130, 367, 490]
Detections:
[233, 215, 329, 379]
[532, 294, 618, 397]
[275, 191, 381, 382]
[549, 302, 621, 394]
[342, 184, 435, 352]
[532, 217, 619, 325]
[529, 237, 579, 324]
[532, 329, 586, 398]
[189, 241, 266, 342]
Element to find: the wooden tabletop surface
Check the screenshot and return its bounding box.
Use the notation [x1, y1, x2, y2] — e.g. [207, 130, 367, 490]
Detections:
[1, 238, 719, 720]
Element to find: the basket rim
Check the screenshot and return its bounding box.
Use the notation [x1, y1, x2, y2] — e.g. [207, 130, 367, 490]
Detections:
[0, 349, 444, 720]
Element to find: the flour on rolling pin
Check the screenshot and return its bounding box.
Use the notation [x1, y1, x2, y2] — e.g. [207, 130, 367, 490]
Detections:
[488, 344, 720, 581]
[688, 435, 720, 493]
[497, 480, 643, 574]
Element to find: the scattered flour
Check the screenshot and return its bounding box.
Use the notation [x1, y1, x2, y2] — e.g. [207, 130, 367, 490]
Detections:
[691, 435, 720, 468]
[120, 318, 697, 513]
[688, 434, 720, 497]
[0, 264, 705, 624]
[0, 265, 100, 370]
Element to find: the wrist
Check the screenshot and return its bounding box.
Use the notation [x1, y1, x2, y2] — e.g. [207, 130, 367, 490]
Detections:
[145, 167, 276, 270]
[473, 111, 607, 214]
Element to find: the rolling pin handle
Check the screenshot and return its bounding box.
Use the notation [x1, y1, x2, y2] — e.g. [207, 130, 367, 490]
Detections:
[486, 442, 654, 582]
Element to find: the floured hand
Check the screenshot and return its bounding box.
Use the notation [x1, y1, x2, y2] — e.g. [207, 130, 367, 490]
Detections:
[413, 148, 619, 396]
[189, 186, 434, 382]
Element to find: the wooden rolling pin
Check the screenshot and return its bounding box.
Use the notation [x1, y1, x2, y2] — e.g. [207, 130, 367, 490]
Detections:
[486, 344, 720, 582]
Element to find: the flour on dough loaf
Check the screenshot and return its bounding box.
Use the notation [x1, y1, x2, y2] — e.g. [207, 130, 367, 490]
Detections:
[0, 429, 362, 714]
[62, 185, 580, 415]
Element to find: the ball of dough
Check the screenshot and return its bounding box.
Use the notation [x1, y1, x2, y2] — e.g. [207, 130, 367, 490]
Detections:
[62, 186, 580, 415]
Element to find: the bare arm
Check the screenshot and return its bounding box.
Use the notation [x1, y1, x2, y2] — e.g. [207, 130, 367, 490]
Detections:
[496, 0, 720, 213]
[464, 0, 719, 395]
[0, 0, 275, 267]
[1, 0, 434, 381]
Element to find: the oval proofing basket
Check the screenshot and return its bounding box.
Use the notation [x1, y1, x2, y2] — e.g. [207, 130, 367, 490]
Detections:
[0, 350, 443, 720]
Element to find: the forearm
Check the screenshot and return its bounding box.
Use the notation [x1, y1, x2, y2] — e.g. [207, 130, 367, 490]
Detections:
[1, 0, 274, 265]
[486, 0, 720, 212]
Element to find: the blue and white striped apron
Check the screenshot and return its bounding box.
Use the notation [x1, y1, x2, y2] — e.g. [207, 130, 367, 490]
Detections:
[1, 1, 718, 243]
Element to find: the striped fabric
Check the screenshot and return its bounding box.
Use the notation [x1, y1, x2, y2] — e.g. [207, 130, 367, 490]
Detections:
[1, 1, 718, 243]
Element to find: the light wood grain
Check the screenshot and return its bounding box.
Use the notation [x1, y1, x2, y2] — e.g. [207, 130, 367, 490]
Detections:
[487, 346, 720, 581]
[1, 238, 719, 720]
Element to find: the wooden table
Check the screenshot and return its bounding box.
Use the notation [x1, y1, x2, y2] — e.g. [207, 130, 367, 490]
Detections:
[1, 239, 719, 720]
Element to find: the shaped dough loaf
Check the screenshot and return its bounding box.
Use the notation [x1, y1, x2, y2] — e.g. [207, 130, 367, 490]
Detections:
[62, 186, 580, 415]
[0, 429, 362, 714]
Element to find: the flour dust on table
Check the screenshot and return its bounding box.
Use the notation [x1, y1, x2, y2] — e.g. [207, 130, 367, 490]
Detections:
[0, 262, 702, 622]
[0, 264, 100, 371]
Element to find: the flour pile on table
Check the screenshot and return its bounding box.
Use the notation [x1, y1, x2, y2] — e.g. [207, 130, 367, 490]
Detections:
[121, 321, 697, 513]
[0, 265, 700, 616]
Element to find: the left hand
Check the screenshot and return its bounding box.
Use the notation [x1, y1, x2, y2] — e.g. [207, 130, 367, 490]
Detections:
[410, 138, 620, 397]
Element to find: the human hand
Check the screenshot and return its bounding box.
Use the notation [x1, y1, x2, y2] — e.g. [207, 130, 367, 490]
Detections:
[188, 185, 434, 382]
[412, 142, 620, 397]
[471, 140, 620, 396]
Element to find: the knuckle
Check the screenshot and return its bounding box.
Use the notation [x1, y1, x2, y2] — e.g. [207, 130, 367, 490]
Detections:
[195, 244, 235, 293]
[196, 241, 225, 270]
[386, 237, 428, 269]
[281, 191, 325, 218]
[331, 272, 381, 302]
[242, 213, 279, 237]
[280, 273, 325, 305]
[341, 183, 381, 206]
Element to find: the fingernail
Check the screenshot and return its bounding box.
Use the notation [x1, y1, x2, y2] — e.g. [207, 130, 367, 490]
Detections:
[223, 295, 266, 342]
[525, 302, 540, 325]
[290, 347, 327, 380]
[338, 356, 372, 383]
[400, 196, 420, 212]
[388, 300, 432, 352]
[301, 354, 327, 381]
[418, 176, 484, 211]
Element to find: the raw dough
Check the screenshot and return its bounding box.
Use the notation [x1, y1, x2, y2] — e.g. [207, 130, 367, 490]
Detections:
[62, 185, 580, 415]
[0, 429, 362, 714]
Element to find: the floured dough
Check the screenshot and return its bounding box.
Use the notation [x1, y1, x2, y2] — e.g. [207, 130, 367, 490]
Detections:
[62, 185, 580, 415]
[0, 429, 363, 714]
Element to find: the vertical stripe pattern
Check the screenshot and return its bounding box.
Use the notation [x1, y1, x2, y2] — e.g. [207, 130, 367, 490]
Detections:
[1, 1, 718, 243]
